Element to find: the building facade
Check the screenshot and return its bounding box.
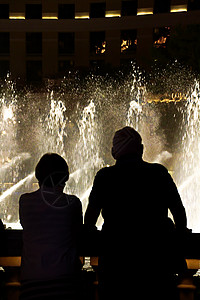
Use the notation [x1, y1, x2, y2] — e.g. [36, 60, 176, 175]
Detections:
[0, 0, 199, 80]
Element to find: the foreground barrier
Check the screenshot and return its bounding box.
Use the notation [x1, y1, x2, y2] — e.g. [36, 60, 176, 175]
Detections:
[0, 256, 199, 300]
[1, 230, 200, 300]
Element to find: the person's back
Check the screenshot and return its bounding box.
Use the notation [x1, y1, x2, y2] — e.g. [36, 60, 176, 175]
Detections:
[94, 158, 174, 233]
[85, 127, 187, 300]
[20, 189, 82, 281]
[19, 153, 82, 300]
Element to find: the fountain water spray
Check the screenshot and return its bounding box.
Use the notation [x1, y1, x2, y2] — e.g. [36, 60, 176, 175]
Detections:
[0, 68, 200, 232]
[175, 80, 200, 231]
[67, 99, 103, 214]
[0, 172, 34, 204]
[42, 91, 67, 157]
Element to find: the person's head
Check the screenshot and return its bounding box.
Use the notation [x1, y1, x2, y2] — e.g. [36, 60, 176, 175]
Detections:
[112, 126, 143, 160]
[35, 153, 69, 188]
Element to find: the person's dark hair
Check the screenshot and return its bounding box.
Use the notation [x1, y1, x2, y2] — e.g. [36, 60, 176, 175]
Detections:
[112, 126, 143, 160]
[35, 153, 69, 188]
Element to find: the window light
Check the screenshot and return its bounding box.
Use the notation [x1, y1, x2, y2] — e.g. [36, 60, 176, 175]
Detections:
[137, 8, 153, 16]
[105, 10, 121, 18]
[170, 5, 187, 13]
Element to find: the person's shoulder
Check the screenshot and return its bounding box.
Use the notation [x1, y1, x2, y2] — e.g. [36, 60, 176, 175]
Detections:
[19, 190, 40, 203]
[93, 165, 115, 182]
[96, 165, 115, 176]
[143, 161, 168, 174]
[20, 189, 40, 199]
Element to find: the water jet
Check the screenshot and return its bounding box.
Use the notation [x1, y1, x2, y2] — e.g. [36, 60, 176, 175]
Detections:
[0, 67, 200, 232]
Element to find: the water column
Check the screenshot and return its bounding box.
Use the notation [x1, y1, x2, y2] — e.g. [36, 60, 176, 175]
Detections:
[126, 70, 166, 163]
[177, 80, 200, 232]
[0, 79, 18, 167]
[42, 91, 67, 157]
[126, 71, 144, 130]
[68, 100, 103, 217]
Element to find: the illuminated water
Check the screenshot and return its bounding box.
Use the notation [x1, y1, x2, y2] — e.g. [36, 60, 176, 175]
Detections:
[0, 69, 200, 231]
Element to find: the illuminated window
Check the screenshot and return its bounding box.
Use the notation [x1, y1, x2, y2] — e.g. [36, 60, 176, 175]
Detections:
[121, 30, 137, 53]
[90, 31, 106, 55]
[121, 0, 138, 16]
[25, 4, 42, 19]
[26, 61, 42, 82]
[0, 4, 9, 19]
[170, 5, 187, 13]
[0, 61, 9, 77]
[58, 33, 75, 55]
[154, 0, 171, 13]
[26, 33, 42, 55]
[105, 10, 121, 18]
[188, 0, 200, 11]
[58, 4, 75, 19]
[90, 3, 106, 18]
[0, 33, 10, 55]
[153, 27, 170, 48]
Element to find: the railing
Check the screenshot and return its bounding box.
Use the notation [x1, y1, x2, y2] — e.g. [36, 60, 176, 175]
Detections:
[0, 256, 99, 300]
[1, 230, 200, 300]
[0, 256, 199, 300]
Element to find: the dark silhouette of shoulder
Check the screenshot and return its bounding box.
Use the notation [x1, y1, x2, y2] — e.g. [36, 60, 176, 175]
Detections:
[94, 160, 170, 179]
[19, 190, 81, 206]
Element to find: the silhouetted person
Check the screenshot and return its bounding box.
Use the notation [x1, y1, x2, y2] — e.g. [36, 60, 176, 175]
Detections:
[84, 126, 187, 300]
[19, 153, 82, 300]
